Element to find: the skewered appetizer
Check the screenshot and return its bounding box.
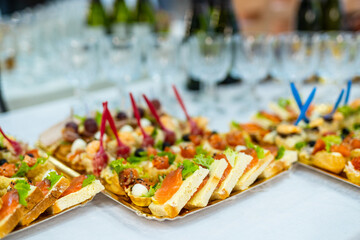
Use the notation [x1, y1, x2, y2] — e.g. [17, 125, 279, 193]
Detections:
[0, 127, 103, 237]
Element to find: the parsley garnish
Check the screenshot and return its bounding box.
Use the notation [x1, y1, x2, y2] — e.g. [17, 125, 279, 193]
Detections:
[127, 151, 148, 164]
[82, 175, 96, 188]
[195, 146, 209, 156]
[278, 98, 290, 109]
[154, 140, 163, 150]
[12, 157, 47, 178]
[193, 154, 213, 169]
[275, 146, 285, 160]
[295, 142, 306, 151]
[45, 171, 63, 189]
[180, 160, 199, 179]
[322, 135, 342, 152]
[231, 121, 239, 129]
[109, 159, 138, 174]
[14, 180, 30, 206]
[157, 151, 176, 165]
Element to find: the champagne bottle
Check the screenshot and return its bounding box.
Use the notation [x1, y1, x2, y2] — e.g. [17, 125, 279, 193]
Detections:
[322, 0, 343, 31]
[132, 0, 156, 26]
[185, 0, 210, 91]
[210, 0, 241, 85]
[0, 69, 7, 113]
[87, 0, 109, 34]
[296, 0, 323, 31]
[111, 0, 130, 35]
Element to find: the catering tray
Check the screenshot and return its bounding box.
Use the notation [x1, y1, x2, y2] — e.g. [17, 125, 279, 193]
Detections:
[7, 155, 95, 238]
[297, 162, 360, 189]
[101, 168, 291, 221]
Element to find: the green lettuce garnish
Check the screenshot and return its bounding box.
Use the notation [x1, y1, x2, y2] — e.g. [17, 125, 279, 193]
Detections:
[193, 154, 214, 169]
[275, 146, 285, 160]
[12, 157, 47, 178]
[338, 105, 360, 117]
[154, 140, 163, 150]
[82, 175, 96, 188]
[157, 151, 176, 165]
[195, 146, 209, 156]
[295, 142, 306, 151]
[109, 159, 137, 174]
[127, 151, 148, 164]
[95, 111, 102, 126]
[45, 171, 63, 189]
[231, 120, 239, 129]
[278, 98, 290, 109]
[354, 123, 360, 130]
[14, 180, 30, 206]
[245, 138, 265, 159]
[151, 128, 158, 139]
[322, 135, 342, 152]
[181, 160, 199, 179]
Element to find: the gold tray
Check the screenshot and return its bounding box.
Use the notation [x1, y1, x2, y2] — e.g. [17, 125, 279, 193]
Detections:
[7, 155, 94, 238]
[297, 162, 360, 189]
[101, 169, 291, 221]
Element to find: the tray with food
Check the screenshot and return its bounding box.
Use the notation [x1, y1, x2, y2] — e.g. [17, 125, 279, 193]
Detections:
[37, 86, 298, 220]
[245, 82, 360, 187]
[0, 128, 104, 238]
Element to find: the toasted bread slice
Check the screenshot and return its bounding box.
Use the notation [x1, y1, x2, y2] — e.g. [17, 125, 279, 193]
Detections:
[50, 180, 104, 214]
[211, 152, 252, 200]
[186, 159, 228, 208]
[20, 176, 70, 226]
[259, 150, 297, 179]
[149, 167, 209, 218]
[234, 153, 274, 191]
[0, 186, 44, 238]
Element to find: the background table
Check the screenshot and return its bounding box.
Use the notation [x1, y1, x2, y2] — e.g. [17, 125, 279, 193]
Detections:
[1, 84, 360, 240]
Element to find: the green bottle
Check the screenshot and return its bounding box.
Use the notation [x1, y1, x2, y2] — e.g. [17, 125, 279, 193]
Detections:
[322, 0, 343, 30]
[296, 0, 323, 31]
[210, 0, 241, 85]
[184, 0, 211, 91]
[87, 0, 109, 34]
[111, 0, 130, 35]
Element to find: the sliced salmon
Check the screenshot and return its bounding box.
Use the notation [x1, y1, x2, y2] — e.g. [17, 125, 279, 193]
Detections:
[154, 168, 183, 204]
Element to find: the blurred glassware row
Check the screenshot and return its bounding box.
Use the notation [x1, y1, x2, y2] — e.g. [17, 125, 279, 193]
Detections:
[0, 0, 359, 115]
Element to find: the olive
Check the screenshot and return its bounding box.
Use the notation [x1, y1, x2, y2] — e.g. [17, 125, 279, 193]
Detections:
[323, 115, 333, 123]
[308, 141, 316, 147]
[134, 148, 145, 157]
[341, 128, 350, 139]
[0, 159, 7, 166]
[162, 141, 172, 150]
[151, 99, 161, 110]
[84, 118, 98, 134]
[135, 107, 145, 118]
[211, 131, 218, 135]
[116, 111, 128, 121]
[27, 153, 34, 158]
[65, 121, 78, 133]
[182, 134, 190, 142]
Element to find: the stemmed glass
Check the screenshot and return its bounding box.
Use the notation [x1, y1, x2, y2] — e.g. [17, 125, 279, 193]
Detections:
[233, 34, 271, 108]
[318, 32, 356, 101]
[103, 35, 141, 109]
[188, 33, 232, 115]
[66, 37, 97, 115]
[145, 33, 180, 104]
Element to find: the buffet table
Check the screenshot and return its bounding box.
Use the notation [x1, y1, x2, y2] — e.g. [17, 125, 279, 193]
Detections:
[1, 83, 360, 240]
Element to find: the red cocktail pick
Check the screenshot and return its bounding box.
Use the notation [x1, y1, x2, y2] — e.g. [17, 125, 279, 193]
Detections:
[104, 103, 130, 158]
[142, 94, 176, 145]
[93, 102, 109, 176]
[129, 93, 154, 147]
[172, 85, 203, 136]
[0, 127, 23, 156]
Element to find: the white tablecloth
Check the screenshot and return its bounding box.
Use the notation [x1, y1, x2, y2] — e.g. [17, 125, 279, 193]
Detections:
[1, 84, 360, 240]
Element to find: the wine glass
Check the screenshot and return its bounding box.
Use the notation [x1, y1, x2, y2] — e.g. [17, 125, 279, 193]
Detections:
[103, 35, 141, 109]
[318, 32, 356, 101]
[145, 33, 181, 104]
[188, 33, 232, 115]
[280, 32, 321, 84]
[233, 33, 271, 108]
[66, 37, 97, 115]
